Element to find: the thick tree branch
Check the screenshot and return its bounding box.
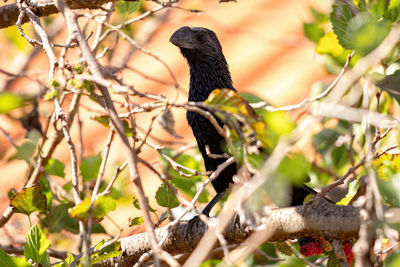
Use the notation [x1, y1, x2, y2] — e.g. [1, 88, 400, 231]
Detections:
[0, 0, 114, 29]
[96, 200, 361, 266]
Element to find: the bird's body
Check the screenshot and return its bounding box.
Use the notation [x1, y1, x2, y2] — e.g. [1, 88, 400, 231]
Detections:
[169, 26, 318, 216]
[170, 26, 237, 215]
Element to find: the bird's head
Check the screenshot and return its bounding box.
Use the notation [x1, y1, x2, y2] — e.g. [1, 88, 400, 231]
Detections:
[169, 26, 223, 62]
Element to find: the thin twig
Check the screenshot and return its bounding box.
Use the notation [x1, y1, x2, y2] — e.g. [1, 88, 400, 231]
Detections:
[54, 1, 174, 265]
[0, 125, 18, 148]
[87, 130, 115, 258]
[251, 51, 355, 111]
[321, 145, 398, 194]
[0, 244, 71, 260]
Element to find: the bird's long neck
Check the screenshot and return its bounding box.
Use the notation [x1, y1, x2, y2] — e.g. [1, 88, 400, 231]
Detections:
[187, 55, 234, 102]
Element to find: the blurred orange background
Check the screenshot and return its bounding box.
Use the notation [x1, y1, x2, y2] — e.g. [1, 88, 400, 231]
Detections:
[0, 0, 331, 250]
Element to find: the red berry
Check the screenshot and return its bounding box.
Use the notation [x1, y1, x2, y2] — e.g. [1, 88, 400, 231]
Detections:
[343, 242, 354, 265]
[299, 238, 323, 257]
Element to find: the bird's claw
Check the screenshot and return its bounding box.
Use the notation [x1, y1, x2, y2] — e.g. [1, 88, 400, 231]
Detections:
[233, 213, 241, 230]
[185, 215, 207, 240]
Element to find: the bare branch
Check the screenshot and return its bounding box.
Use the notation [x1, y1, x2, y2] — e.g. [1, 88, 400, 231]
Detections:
[251, 51, 355, 111]
[0, 0, 115, 29]
[54, 1, 175, 265]
[95, 200, 361, 266]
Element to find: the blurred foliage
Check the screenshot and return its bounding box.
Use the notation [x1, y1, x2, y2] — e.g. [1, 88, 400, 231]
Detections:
[3, 25, 33, 53]
[0, 249, 31, 267]
[0, 92, 26, 114]
[159, 148, 209, 203]
[116, 0, 142, 16]
[69, 195, 116, 223]
[80, 153, 102, 182]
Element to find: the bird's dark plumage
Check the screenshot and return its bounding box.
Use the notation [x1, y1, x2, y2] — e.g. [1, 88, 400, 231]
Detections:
[170, 26, 237, 215]
[170, 26, 319, 217]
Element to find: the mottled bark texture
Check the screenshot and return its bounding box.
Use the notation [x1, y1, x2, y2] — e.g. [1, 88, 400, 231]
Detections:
[0, 0, 114, 29]
[96, 199, 360, 266]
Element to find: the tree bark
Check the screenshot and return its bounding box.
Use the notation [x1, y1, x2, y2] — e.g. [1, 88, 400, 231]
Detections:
[0, 0, 114, 29]
[96, 200, 361, 266]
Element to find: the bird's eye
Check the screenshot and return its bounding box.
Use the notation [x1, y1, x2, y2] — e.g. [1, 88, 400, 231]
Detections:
[197, 34, 205, 42]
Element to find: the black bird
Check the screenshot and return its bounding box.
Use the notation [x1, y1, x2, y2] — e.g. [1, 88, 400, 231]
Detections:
[169, 26, 320, 217]
[170, 26, 237, 217]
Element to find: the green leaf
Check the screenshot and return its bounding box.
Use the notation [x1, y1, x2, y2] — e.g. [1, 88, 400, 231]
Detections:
[45, 158, 65, 178]
[133, 196, 157, 213]
[40, 175, 53, 210]
[331, 1, 390, 56]
[370, 0, 388, 18]
[91, 116, 133, 137]
[69, 195, 116, 222]
[206, 89, 272, 149]
[39, 253, 50, 267]
[312, 129, 341, 156]
[63, 181, 73, 192]
[24, 224, 51, 264]
[75, 80, 95, 91]
[122, 120, 134, 137]
[385, 249, 400, 266]
[0, 92, 25, 114]
[130, 216, 144, 226]
[74, 64, 84, 74]
[91, 241, 122, 264]
[373, 153, 400, 207]
[92, 223, 107, 234]
[155, 184, 180, 208]
[385, 0, 400, 22]
[49, 204, 75, 233]
[263, 111, 295, 137]
[331, 145, 349, 170]
[277, 256, 306, 267]
[159, 148, 208, 203]
[10, 141, 35, 162]
[373, 153, 400, 182]
[337, 179, 359, 205]
[65, 251, 75, 266]
[48, 79, 60, 88]
[199, 259, 222, 267]
[27, 130, 41, 144]
[330, 0, 356, 49]
[8, 188, 16, 199]
[277, 154, 310, 185]
[259, 242, 279, 264]
[80, 153, 102, 182]
[327, 250, 340, 267]
[303, 7, 329, 44]
[49, 204, 68, 233]
[377, 174, 400, 207]
[10, 185, 47, 216]
[5, 25, 32, 52]
[0, 249, 31, 267]
[316, 32, 345, 58]
[116, 0, 140, 15]
[239, 92, 265, 104]
[53, 251, 75, 267]
[275, 241, 293, 256]
[92, 115, 110, 127]
[44, 89, 59, 101]
[351, 15, 390, 56]
[377, 69, 400, 103]
[304, 22, 325, 44]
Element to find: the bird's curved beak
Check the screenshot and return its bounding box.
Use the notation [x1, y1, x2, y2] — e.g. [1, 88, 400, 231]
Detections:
[169, 26, 195, 49]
